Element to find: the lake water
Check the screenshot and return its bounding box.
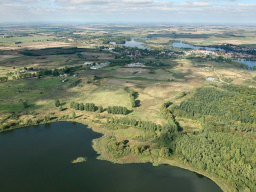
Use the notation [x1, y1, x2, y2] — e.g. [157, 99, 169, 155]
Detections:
[236, 59, 256, 68]
[0, 122, 223, 192]
[171, 42, 223, 51]
[118, 38, 150, 49]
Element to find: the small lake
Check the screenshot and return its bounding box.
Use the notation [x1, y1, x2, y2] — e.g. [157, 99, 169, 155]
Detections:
[0, 122, 223, 192]
[171, 41, 223, 51]
[117, 38, 150, 49]
[236, 59, 256, 68]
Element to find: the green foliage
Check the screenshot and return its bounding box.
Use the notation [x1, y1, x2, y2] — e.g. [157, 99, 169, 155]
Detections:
[70, 102, 96, 112]
[106, 116, 163, 135]
[131, 145, 151, 156]
[173, 86, 256, 134]
[126, 88, 137, 108]
[159, 147, 170, 158]
[175, 131, 256, 192]
[59, 106, 63, 111]
[162, 85, 256, 192]
[106, 106, 128, 115]
[55, 99, 60, 107]
[69, 79, 82, 88]
[97, 106, 104, 113]
[104, 136, 130, 158]
[22, 101, 28, 109]
[72, 112, 76, 119]
[0, 77, 8, 82]
[44, 115, 50, 122]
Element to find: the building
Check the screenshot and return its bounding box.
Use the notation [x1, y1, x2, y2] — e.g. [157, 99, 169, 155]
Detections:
[207, 77, 215, 81]
[84, 62, 94, 65]
[127, 63, 143, 67]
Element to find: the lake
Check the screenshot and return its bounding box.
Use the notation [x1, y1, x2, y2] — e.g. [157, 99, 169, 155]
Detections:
[117, 38, 150, 49]
[236, 59, 256, 68]
[171, 41, 223, 51]
[0, 122, 223, 192]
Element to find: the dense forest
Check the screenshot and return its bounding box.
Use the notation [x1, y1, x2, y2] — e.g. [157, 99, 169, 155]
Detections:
[157, 85, 256, 192]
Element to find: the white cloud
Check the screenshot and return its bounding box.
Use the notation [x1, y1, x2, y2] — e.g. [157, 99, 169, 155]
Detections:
[0, 0, 255, 23]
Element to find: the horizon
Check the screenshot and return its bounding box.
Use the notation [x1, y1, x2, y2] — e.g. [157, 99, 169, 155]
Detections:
[0, 0, 255, 24]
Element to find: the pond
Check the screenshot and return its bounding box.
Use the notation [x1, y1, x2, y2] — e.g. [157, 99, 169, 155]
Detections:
[116, 38, 150, 49]
[0, 122, 223, 192]
[171, 41, 223, 51]
[236, 59, 256, 68]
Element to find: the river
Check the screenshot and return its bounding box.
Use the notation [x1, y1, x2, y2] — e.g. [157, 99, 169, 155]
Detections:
[0, 122, 223, 192]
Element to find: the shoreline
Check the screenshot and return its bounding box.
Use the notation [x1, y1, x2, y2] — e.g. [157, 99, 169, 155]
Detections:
[1, 118, 232, 192]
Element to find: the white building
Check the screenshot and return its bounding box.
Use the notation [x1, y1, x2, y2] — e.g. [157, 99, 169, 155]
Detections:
[127, 63, 143, 67]
[84, 62, 94, 65]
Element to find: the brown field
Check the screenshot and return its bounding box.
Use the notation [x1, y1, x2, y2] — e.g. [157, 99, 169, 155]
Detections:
[0, 42, 73, 50]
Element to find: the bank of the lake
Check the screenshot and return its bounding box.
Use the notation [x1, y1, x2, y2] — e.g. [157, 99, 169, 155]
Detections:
[171, 41, 223, 51]
[0, 122, 227, 191]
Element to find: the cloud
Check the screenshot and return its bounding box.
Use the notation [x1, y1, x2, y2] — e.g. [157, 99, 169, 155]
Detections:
[0, 0, 255, 23]
[178, 2, 211, 7]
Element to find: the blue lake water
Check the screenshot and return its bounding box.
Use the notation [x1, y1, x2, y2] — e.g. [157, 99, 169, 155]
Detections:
[0, 122, 223, 192]
[171, 42, 223, 51]
[118, 38, 150, 49]
[236, 59, 256, 68]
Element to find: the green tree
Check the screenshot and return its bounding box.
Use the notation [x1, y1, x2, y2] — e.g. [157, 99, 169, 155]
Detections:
[79, 103, 84, 111]
[72, 112, 76, 119]
[97, 106, 104, 113]
[55, 99, 60, 107]
[22, 101, 28, 109]
[70, 101, 75, 108]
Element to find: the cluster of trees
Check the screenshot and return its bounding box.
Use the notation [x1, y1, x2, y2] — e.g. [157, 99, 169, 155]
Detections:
[145, 60, 165, 67]
[156, 85, 256, 192]
[102, 36, 131, 44]
[173, 86, 256, 134]
[69, 79, 82, 88]
[0, 77, 8, 82]
[55, 99, 61, 107]
[102, 136, 152, 159]
[106, 116, 163, 133]
[104, 136, 130, 158]
[13, 73, 36, 80]
[106, 106, 128, 115]
[128, 89, 136, 108]
[70, 102, 97, 112]
[44, 115, 51, 122]
[160, 101, 179, 132]
[174, 131, 256, 192]
[36, 66, 82, 79]
[131, 145, 151, 156]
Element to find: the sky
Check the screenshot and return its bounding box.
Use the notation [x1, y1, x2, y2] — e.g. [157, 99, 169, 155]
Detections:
[0, 0, 255, 24]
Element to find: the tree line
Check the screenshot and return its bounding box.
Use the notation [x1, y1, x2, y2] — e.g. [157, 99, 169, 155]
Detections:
[68, 101, 128, 115]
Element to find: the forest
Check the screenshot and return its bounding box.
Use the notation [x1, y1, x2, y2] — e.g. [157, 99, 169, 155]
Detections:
[155, 85, 256, 192]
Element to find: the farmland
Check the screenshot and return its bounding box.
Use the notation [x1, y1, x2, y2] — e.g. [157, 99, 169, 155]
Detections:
[0, 24, 256, 192]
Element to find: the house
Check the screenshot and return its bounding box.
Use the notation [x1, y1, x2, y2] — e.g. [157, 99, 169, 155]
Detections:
[207, 77, 215, 81]
[127, 63, 143, 67]
[90, 65, 103, 69]
[84, 62, 94, 65]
